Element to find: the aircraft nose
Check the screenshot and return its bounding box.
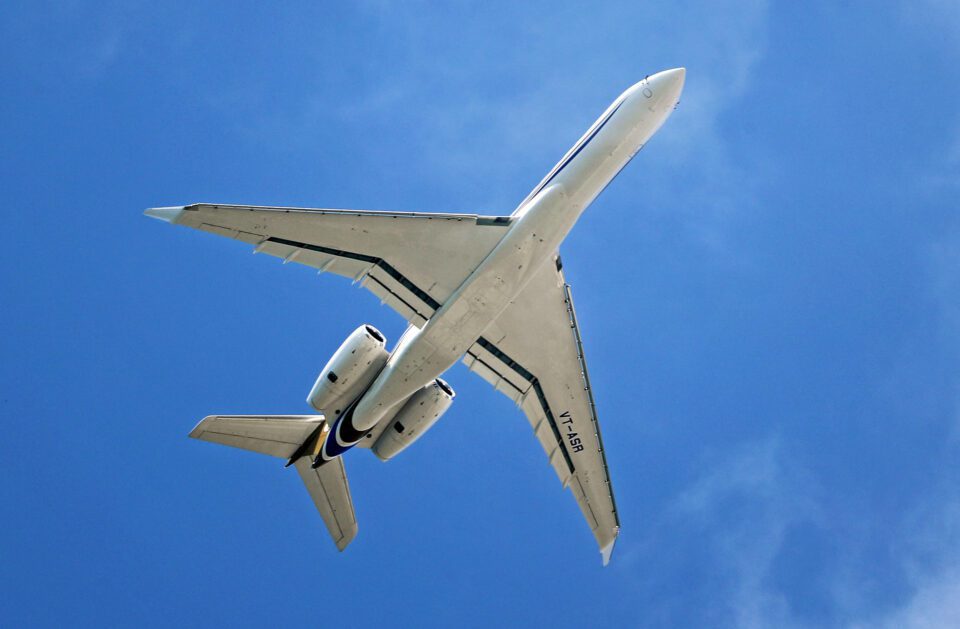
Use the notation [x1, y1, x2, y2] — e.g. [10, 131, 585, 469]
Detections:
[645, 67, 685, 106]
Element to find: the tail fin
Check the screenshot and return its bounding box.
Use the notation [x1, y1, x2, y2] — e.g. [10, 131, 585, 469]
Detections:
[189, 415, 358, 551]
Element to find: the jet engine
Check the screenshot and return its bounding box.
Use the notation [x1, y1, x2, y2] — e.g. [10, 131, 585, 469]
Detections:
[372, 378, 455, 460]
[307, 324, 389, 417]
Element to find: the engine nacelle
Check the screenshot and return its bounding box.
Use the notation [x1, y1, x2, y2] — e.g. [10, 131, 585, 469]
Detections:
[307, 324, 389, 417]
[372, 378, 455, 460]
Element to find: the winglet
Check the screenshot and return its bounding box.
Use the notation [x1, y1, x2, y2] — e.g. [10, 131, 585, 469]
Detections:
[144, 206, 184, 223]
[600, 537, 617, 567]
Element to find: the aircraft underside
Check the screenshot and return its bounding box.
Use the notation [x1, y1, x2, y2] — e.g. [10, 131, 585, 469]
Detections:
[152, 68, 686, 565]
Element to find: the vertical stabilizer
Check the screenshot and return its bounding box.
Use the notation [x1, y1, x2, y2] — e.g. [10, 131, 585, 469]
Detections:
[293, 456, 358, 551]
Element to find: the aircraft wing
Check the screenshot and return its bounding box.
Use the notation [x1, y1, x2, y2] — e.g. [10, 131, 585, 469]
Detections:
[146, 204, 512, 326]
[189, 415, 358, 551]
[189, 414, 323, 458]
[462, 255, 619, 564]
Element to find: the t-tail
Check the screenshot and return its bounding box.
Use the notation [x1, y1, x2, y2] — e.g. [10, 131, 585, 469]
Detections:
[189, 414, 358, 551]
[188, 324, 456, 553]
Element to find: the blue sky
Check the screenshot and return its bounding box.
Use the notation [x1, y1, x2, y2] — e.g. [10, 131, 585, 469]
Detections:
[2, 1, 959, 627]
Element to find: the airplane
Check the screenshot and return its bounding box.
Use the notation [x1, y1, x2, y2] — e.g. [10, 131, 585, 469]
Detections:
[146, 68, 685, 565]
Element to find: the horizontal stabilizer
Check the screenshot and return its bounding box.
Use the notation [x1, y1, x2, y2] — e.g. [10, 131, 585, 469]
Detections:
[189, 415, 323, 459]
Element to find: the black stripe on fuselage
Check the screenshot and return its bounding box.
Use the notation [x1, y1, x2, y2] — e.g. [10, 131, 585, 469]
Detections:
[524, 98, 627, 204]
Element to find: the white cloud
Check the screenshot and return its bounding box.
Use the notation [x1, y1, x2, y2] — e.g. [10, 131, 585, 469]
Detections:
[855, 499, 960, 629]
[870, 570, 960, 629]
[903, 1, 960, 189]
[219, 1, 770, 241]
[928, 230, 960, 442]
[646, 2, 769, 252]
[640, 438, 960, 628]
[621, 436, 824, 628]
[910, 0, 960, 38]
[402, 1, 771, 223]
[670, 438, 817, 628]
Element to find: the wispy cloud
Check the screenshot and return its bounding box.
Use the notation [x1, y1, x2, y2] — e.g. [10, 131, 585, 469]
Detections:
[869, 568, 960, 629]
[903, 0, 960, 438]
[910, 0, 960, 39]
[846, 77, 960, 618]
[645, 0, 769, 252]
[927, 230, 960, 443]
[631, 436, 960, 628]
[621, 436, 824, 627]
[856, 498, 960, 628]
[904, 1, 960, 189]
[215, 1, 769, 241]
[356, 1, 771, 227]
[669, 438, 819, 628]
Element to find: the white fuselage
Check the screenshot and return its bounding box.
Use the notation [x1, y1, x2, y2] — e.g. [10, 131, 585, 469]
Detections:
[327, 68, 686, 456]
